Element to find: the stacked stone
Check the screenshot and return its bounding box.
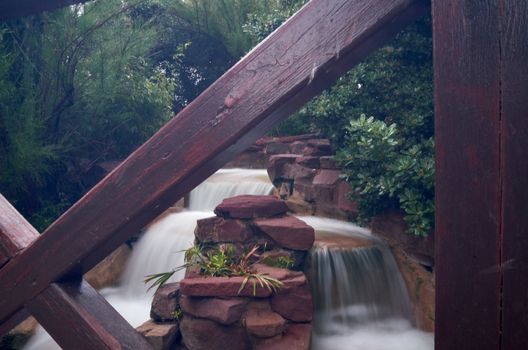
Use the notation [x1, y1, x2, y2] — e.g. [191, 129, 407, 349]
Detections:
[139, 195, 315, 350]
[265, 138, 358, 220]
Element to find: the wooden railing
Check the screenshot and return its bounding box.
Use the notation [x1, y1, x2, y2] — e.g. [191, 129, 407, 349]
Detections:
[0, 0, 428, 348]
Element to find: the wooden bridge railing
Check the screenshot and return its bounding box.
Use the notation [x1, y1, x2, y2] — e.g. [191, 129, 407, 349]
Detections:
[0, 0, 428, 348]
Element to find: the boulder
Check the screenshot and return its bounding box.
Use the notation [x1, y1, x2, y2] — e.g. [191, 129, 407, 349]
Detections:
[180, 296, 247, 325]
[85, 244, 131, 289]
[180, 276, 272, 298]
[151, 283, 181, 322]
[180, 316, 250, 350]
[271, 279, 313, 322]
[195, 217, 253, 243]
[214, 195, 288, 219]
[137, 320, 179, 350]
[253, 216, 315, 250]
[254, 323, 312, 350]
[243, 307, 286, 338]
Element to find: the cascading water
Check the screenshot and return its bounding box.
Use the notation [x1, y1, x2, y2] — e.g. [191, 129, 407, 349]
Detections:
[300, 216, 433, 350]
[23, 168, 274, 350]
[24, 168, 432, 350]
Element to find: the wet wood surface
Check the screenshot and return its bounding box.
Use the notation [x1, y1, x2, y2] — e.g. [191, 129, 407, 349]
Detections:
[434, 0, 502, 349]
[27, 279, 153, 350]
[0, 0, 428, 326]
[499, 1, 528, 349]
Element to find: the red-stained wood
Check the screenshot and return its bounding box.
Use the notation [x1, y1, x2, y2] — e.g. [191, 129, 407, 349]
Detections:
[0, 194, 151, 347]
[0, 0, 429, 325]
[434, 1, 501, 349]
[27, 279, 152, 350]
[0, 0, 91, 20]
[0, 194, 39, 268]
[499, 1, 528, 349]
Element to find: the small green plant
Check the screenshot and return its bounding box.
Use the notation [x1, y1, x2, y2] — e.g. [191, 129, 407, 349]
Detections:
[171, 308, 183, 321]
[261, 255, 295, 269]
[238, 273, 284, 296]
[145, 243, 283, 296]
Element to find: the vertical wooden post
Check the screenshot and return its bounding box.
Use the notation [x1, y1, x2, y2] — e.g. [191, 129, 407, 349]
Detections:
[499, 1, 528, 349]
[434, 1, 501, 349]
[435, 1, 528, 349]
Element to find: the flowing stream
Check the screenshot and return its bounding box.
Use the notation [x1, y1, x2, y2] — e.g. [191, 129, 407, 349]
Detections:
[24, 168, 432, 350]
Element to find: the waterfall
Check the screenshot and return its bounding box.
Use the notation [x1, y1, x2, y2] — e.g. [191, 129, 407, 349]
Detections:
[23, 168, 273, 350]
[24, 168, 433, 350]
[300, 216, 433, 350]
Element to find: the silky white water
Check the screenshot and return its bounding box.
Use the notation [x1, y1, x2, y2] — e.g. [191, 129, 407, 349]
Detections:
[300, 216, 434, 350]
[24, 168, 432, 350]
[23, 168, 273, 350]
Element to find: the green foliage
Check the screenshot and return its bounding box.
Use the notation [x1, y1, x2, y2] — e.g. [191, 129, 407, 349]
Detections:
[244, 8, 434, 236]
[261, 255, 295, 269]
[145, 243, 283, 296]
[0, 1, 176, 231]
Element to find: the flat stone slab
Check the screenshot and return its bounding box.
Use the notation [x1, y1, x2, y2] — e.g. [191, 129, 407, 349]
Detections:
[243, 307, 286, 338]
[271, 280, 313, 322]
[137, 320, 179, 350]
[180, 296, 247, 325]
[214, 195, 288, 219]
[253, 216, 315, 250]
[180, 276, 272, 298]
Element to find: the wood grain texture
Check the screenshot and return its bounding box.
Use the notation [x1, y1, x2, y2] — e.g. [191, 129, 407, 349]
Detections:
[434, 1, 501, 349]
[0, 194, 39, 268]
[0, 0, 428, 325]
[0, 308, 30, 338]
[27, 279, 153, 350]
[499, 1, 528, 349]
[0, 0, 91, 20]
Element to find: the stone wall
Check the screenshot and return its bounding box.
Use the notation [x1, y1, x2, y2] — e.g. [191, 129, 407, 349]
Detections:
[138, 195, 315, 350]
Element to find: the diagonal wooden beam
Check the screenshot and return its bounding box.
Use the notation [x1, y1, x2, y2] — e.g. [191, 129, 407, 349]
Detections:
[27, 279, 152, 350]
[0, 195, 152, 348]
[0, 0, 429, 325]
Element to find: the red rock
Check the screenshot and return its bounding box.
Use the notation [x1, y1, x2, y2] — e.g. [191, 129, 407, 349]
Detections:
[285, 163, 317, 181]
[180, 276, 272, 298]
[265, 142, 290, 155]
[289, 141, 307, 154]
[271, 280, 313, 322]
[214, 195, 288, 219]
[151, 283, 181, 322]
[267, 154, 298, 183]
[319, 156, 340, 169]
[137, 320, 179, 350]
[254, 323, 312, 350]
[243, 307, 286, 338]
[253, 216, 315, 250]
[313, 169, 341, 186]
[295, 156, 320, 168]
[180, 316, 250, 350]
[195, 217, 253, 243]
[336, 180, 358, 214]
[292, 182, 316, 202]
[180, 296, 247, 325]
[250, 263, 303, 281]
